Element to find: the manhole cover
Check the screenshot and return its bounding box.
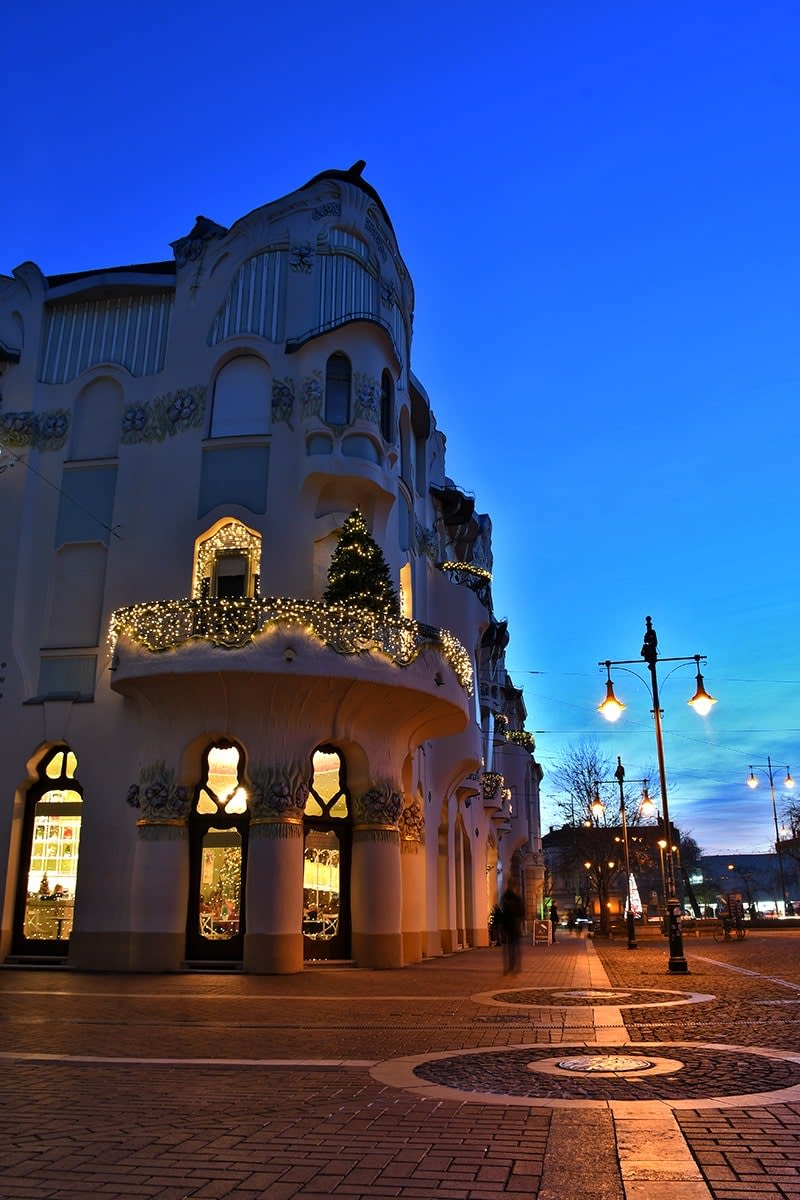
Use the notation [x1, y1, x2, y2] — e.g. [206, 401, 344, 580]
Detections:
[556, 1054, 654, 1073]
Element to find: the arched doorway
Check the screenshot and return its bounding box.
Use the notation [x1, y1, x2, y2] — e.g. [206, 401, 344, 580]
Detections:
[186, 740, 250, 962]
[12, 745, 84, 956]
[303, 747, 352, 961]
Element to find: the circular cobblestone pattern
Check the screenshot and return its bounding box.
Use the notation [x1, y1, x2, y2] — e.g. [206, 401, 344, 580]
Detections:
[412, 1043, 800, 1100]
[487, 987, 711, 1008]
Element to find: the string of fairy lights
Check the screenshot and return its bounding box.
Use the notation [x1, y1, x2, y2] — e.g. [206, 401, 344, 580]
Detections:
[108, 595, 475, 694]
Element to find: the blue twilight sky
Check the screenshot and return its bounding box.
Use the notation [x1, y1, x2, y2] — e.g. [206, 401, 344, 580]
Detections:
[4, 1, 799, 856]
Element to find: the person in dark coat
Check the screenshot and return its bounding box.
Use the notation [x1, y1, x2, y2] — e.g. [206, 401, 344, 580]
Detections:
[500, 883, 524, 974]
[549, 903, 559, 942]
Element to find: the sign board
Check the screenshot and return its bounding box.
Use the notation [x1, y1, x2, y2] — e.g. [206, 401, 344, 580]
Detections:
[532, 919, 551, 945]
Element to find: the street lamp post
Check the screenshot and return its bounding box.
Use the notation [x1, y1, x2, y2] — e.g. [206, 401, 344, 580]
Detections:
[591, 756, 646, 950]
[598, 615, 715, 975]
[747, 757, 795, 915]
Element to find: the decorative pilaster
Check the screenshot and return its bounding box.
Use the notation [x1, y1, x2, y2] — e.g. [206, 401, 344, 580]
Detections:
[127, 761, 191, 839]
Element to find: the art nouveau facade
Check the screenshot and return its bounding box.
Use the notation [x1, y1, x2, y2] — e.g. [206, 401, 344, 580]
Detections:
[0, 164, 544, 973]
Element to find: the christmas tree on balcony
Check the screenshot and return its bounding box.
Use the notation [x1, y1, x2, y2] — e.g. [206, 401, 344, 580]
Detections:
[323, 509, 401, 619]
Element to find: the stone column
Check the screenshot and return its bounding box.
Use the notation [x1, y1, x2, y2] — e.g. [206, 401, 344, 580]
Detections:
[351, 781, 403, 968]
[399, 799, 425, 963]
[127, 765, 191, 972]
[243, 762, 308, 974]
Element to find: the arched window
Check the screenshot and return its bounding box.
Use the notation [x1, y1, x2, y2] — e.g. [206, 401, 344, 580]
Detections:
[303, 747, 351, 959]
[14, 745, 84, 952]
[187, 740, 250, 960]
[325, 353, 351, 425]
[210, 356, 270, 437]
[71, 377, 122, 459]
[380, 370, 394, 442]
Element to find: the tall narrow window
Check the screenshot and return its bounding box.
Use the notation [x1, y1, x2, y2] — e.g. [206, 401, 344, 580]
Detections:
[303, 747, 352, 959]
[380, 370, 394, 442]
[325, 353, 351, 425]
[15, 746, 83, 949]
[191, 741, 249, 949]
[210, 356, 271, 437]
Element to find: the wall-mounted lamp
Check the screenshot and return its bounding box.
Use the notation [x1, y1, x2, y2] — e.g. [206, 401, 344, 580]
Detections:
[283, 647, 296, 663]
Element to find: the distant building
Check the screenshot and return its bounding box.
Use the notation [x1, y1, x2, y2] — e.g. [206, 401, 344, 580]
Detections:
[0, 164, 544, 973]
[694, 853, 800, 916]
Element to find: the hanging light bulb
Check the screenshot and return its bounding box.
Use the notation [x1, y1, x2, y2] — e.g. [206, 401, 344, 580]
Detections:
[598, 664, 625, 722]
[688, 658, 716, 716]
[746, 768, 758, 790]
[784, 768, 795, 790]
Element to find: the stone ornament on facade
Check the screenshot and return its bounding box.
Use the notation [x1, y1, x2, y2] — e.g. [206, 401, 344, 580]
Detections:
[250, 762, 310, 821]
[289, 244, 314, 274]
[302, 372, 323, 418]
[353, 373, 380, 423]
[271, 377, 295, 424]
[353, 780, 403, 827]
[170, 216, 228, 268]
[0, 408, 69, 451]
[121, 386, 206, 445]
[312, 201, 341, 221]
[129, 761, 192, 823]
[415, 520, 438, 561]
[398, 798, 425, 843]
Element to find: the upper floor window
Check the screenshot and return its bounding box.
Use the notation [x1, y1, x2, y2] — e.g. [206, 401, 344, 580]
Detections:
[210, 355, 270, 438]
[380, 370, 394, 442]
[325, 354, 351, 425]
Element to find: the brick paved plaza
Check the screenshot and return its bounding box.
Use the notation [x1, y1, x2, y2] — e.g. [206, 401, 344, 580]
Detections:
[2, 930, 800, 1199]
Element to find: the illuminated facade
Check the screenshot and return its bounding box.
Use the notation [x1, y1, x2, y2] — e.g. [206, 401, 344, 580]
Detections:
[0, 165, 543, 972]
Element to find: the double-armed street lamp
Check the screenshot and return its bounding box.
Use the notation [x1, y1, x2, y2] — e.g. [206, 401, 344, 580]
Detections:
[747, 757, 795, 915]
[597, 615, 716, 974]
[590, 757, 653, 950]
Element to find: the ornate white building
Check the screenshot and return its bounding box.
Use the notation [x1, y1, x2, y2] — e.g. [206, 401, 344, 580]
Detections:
[0, 164, 543, 972]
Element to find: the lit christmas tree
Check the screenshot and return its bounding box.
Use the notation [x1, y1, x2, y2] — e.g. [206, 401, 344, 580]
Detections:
[323, 509, 401, 618]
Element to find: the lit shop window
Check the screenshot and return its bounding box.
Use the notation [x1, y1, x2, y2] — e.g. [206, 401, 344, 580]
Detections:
[23, 747, 83, 941]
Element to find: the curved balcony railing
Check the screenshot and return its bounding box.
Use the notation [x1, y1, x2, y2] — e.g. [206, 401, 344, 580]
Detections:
[108, 595, 473, 694]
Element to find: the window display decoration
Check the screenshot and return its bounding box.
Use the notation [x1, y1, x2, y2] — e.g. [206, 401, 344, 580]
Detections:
[121, 385, 206, 444]
[0, 407, 69, 451]
[353, 780, 403, 827]
[109, 595, 474, 694]
[127, 761, 191, 821]
[250, 761, 311, 819]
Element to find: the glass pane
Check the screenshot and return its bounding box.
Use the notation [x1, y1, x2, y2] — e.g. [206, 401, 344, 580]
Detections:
[198, 827, 241, 940]
[303, 830, 340, 940]
[206, 745, 240, 805]
[23, 789, 82, 940]
[312, 751, 341, 803]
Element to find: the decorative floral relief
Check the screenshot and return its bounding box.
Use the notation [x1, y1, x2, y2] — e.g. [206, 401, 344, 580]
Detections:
[302, 372, 323, 418]
[250, 762, 311, 819]
[290, 244, 314, 273]
[272, 377, 295, 423]
[121, 385, 206, 444]
[0, 408, 69, 451]
[379, 278, 397, 308]
[353, 780, 403, 826]
[354, 373, 379, 422]
[312, 201, 341, 221]
[398, 799, 425, 842]
[415, 520, 438, 560]
[365, 216, 389, 261]
[127, 761, 191, 821]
